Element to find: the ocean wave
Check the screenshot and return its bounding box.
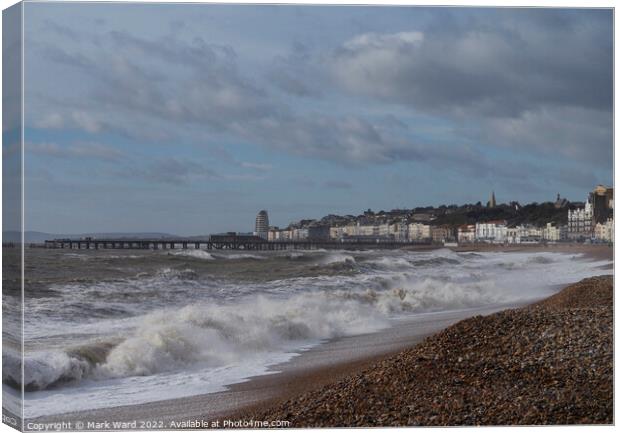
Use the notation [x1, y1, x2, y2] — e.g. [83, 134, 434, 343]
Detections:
[156, 267, 199, 280]
[219, 253, 266, 260]
[3, 340, 118, 391]
[527, 255, 554, 264]
[13, 273, 508, 391]
[170, 250, 216, 260]
[320, 253, 356, 265]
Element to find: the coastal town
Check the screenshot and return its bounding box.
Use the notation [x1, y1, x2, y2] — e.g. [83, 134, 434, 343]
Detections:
[253, 185, 614, 246]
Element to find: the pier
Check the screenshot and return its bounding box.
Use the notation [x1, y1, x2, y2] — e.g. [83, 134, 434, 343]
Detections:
[43, 238, 432, 251]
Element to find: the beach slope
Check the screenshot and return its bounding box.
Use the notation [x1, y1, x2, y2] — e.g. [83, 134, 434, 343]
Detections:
[256, 275, 613, 426]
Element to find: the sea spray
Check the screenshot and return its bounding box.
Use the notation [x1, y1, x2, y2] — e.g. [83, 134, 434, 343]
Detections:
[16, 248, 613, 417]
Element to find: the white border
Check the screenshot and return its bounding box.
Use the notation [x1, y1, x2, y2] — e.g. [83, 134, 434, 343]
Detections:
[0, 2, 616, 433]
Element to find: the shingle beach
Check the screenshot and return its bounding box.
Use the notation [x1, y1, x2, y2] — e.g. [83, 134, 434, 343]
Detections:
[257, 275, 613, 426]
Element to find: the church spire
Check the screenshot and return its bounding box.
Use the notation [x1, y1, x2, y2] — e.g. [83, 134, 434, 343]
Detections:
[488, 191, 496, 208]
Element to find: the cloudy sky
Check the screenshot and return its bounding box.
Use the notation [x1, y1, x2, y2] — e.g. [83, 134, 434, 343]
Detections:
[10, 3, 614, 235]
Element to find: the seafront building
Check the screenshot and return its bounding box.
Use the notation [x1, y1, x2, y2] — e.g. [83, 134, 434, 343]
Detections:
[268, 227, 292, 241]
[506, 225, 543, 244]
[567, 199, 593, 240]
[594, 218, 614, 243]
[255, 210, 269, 239]
[475, 220, 508, 243]
[253, 185, 613, 247]
[590, 185, 614, 225]
[457, 225, 476, 243]
[542, 223, 567, 242]
[567, 185, 614, 242]
[389, 221, 409, 242]
[431, 226, 455, 243]
[408, 223, 431, 241]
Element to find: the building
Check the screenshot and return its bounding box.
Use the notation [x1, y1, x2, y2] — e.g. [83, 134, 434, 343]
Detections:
[340, 235, 394, 243]
[388, 221, 409, 242]
[255, 210, 269, 239]
[568, 199, 593, 240]
[590, 185, 614, 225]
[554, 193, 569, 209]
[279, 229, 293, 241]
[488, 191, 496, 208]
[431, 226, 455, 244]
[330, 226, 344, 240]
[506, 225, 543, 244]
[268, 227, 293, 241]
[408, 223, 431, 241]
[457, 224, 476, 244]
[292, 227, 309, 240]
[542, 223, 567, 242]
[307, 225, 330, 240]
[594, 218, 614, 243]
[475, 220, 507, 243]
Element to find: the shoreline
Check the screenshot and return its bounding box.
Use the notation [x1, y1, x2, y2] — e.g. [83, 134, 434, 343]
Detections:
[252, 275, 614, 426]
[450, 242, 613, 262]
[25, 245, 613, 427]
[29, 302, 529, 426]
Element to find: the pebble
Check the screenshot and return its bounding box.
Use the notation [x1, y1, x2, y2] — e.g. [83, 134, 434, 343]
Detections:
[257, 276, 613, 426]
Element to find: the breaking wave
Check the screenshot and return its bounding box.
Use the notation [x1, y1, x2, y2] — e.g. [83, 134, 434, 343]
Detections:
[318, 253, 356, 266]
[11, 273, 509, 392]
[219, 253, 266, 260]
[170, 250, 216, 260]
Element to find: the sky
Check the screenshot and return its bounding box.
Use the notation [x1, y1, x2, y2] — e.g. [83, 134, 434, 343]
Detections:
[4, 3, 613, 235]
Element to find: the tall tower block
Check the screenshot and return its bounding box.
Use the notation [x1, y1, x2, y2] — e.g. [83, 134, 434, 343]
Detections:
[255, 210, 269, 239]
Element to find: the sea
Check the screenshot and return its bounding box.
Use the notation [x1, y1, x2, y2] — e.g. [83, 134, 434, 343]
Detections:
[1, 247, 612, 418]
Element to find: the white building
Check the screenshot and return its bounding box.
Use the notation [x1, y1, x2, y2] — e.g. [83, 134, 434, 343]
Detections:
[542, 223, 567, 242]
[292, 228, 309, 240]
[408, 223, 431, 241]
[475, 220, 508, 243]
[594, 218, 614, 242]
[254, 210, 269, 239]
[330, 226, 344, 240]
[268, 228, 292, 241]
[389, 221, 409, 242]
[331, 223, 394, 240]
[506, 225, 543, 244]
[568, 200, 593, 240]
[457, 224, 476, 244]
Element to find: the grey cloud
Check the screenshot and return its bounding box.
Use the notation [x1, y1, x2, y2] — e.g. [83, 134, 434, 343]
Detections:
[32, 28, 274, 137]
[330, 12, 612, 117]
[27, 10, 611, 192]
[268, 42, 323, 98]
[326, 11, 612, 170]
[28, 141, 124, 161]
[242, 114, 393, 164]
[467, 105, 612, 167]
[132, 157, 217, 185]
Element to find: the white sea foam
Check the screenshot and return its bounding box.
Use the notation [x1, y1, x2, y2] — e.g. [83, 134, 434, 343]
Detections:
[18, 249, 612, 418]
[171, 250, 216, 260]
[318, 252, 357, 266]
[221, 253, 266, 260]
